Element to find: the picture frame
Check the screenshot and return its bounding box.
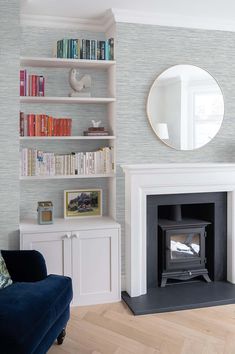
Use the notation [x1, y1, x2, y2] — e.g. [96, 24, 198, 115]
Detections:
[64, 189, 102, 219]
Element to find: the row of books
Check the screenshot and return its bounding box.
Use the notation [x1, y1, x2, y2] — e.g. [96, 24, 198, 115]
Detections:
[55, 38, 114, 61]
[20, 147, 114, 176]
[20, 70, 45, 97]
[20, 112, 72, 136]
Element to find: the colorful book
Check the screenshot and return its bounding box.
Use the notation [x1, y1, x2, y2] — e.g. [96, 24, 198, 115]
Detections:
[20, 70, 26, 96]
[19, 112, 72, 137]
[55, 37, 115, 60]
[20, 111, 24, 136]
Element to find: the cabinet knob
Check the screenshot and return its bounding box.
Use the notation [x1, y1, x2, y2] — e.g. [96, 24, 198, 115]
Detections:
[62, 233, 70, 239]
[72, 233, 79, 239]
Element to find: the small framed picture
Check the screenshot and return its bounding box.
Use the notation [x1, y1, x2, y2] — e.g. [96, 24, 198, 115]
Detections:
[64, 189, 102, 219]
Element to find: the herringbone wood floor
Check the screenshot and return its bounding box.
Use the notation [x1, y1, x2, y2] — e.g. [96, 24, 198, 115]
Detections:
[48, 302, 235, 354]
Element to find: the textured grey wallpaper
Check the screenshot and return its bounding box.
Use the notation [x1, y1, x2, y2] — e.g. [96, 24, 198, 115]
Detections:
[115, 23, 235, 274]
[18, 22, 235, 276]
[0, 1, 20, 249]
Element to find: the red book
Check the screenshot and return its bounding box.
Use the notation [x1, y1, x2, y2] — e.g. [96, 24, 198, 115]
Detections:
[45, 115, 49, 136]
[32, 75, 37, 96]
[65, 119, 68, 136]
[40, 114, 45, 136]
[27, 114, 35, 136]
[48, 116, 53, 136]
[36, 76, 39, 96]
[53, 118, 57, 136]
[27, 114, 30, 136]
[59, 119, 63, 136]
[60, 119, 64, 136]
[39, 115, 42, 136]
[56, 119, 60, 136]
[69, 119, 72, 136]
[34, 114, 38, 136]
[24, 70, 27, 96]
[19, 111, 24, 136]
[46, 116, 49, 136]
[63, 119, 67, 136]
[67, 119, 72, 136]
[20, 70, 26, 96]
[27, 74, 31, 96]
[35, 115, 41, 136]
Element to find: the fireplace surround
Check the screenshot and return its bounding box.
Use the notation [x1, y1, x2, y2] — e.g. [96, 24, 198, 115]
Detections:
[121, 163, 235, 314]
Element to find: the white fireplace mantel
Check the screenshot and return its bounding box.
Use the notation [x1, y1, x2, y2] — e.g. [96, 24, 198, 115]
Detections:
[121, 163, 235, 297]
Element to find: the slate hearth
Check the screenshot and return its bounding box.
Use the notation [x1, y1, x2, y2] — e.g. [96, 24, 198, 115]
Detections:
[122, 192, 235, 315]
[122, 281, 235, 315]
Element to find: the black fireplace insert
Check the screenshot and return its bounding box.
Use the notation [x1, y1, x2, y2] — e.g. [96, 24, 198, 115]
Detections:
[158, 205, 211, 287]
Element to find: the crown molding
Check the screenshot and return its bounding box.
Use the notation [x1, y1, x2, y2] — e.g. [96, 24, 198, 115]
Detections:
[20, 13, 114, 33]
[20, 8, 235, 33]
[111, 8, 235, 32]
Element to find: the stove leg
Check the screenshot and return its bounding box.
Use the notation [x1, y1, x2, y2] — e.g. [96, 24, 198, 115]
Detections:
[160, 277, 167, 287]
[203, 274, 211, 283]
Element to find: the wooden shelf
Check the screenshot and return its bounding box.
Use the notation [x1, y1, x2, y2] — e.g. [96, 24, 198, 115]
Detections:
[20, 56, 116, 69]
[20, 136, 116, 141]
[20, 173, 115, 180]
[20, 96, 115, 104]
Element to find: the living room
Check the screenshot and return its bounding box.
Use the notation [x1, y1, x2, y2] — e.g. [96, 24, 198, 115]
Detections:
[1, 0, 235, 353]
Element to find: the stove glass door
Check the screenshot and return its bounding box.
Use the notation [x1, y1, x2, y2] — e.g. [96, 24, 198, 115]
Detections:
[170, 233, 200, 260]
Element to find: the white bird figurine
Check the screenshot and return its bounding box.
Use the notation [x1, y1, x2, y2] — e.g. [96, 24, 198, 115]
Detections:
[91, 120, 101, 128]
[69, 68, 92, 97]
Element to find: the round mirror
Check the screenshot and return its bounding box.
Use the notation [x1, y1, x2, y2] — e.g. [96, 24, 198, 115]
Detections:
[147, 65, 224, 150]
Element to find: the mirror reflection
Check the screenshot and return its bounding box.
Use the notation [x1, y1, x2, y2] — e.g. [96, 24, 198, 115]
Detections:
[147, 65, 224, 150]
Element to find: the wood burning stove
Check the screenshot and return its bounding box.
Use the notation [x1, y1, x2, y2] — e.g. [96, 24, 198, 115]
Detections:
[158, 205, 211, 287]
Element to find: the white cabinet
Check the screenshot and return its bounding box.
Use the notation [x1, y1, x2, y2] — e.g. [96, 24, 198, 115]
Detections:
[20, 217, 121, 306]
[21, 231, 72, 277]
[72, 228, 119, 305]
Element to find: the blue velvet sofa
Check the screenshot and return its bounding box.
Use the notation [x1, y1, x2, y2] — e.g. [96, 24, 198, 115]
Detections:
[0, 250, 73, 354]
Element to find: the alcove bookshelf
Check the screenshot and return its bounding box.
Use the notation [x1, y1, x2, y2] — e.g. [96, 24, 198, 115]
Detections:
[19, 31, 121, 307]
[19, 53, 117, 219]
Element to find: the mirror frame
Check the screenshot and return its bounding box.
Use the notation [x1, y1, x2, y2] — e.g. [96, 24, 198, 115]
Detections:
[146, 64, 225, 151]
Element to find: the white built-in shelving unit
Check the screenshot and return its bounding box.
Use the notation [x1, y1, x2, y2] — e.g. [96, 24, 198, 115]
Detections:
[19, 31, 121, 306]
[19, 54, 117, 216]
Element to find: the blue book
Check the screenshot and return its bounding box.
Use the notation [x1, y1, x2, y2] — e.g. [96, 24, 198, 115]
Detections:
[105, 40, 109, 60]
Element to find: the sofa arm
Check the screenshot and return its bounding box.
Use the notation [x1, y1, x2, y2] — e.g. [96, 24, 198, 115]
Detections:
[1, 250, 47, 282]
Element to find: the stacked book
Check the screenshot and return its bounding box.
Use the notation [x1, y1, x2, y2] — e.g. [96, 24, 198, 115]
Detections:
[20, 112, 72, 136]
[20, 147, 114, 177]
[20, 70, 45, 96]
[55, 38, 114, 60]
[83, 126, 109, 136]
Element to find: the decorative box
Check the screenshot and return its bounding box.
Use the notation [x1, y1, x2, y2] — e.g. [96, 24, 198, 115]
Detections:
[37, 201, 54, 225]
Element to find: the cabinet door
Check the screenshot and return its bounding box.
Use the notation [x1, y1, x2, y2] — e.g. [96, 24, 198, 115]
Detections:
[20, 231, 72, 277]
[71, 228, 120, 306]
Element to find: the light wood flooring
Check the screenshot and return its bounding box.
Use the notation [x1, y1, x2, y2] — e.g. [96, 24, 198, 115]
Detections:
[48, 302, 235, 354]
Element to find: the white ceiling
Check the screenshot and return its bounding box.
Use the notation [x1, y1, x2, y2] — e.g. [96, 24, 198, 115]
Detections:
[20, 0, 235, 23]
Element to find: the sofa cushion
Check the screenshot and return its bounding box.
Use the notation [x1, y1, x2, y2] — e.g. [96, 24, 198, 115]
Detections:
[0, 251, 12, 289]
[0, 274, 73, 354]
